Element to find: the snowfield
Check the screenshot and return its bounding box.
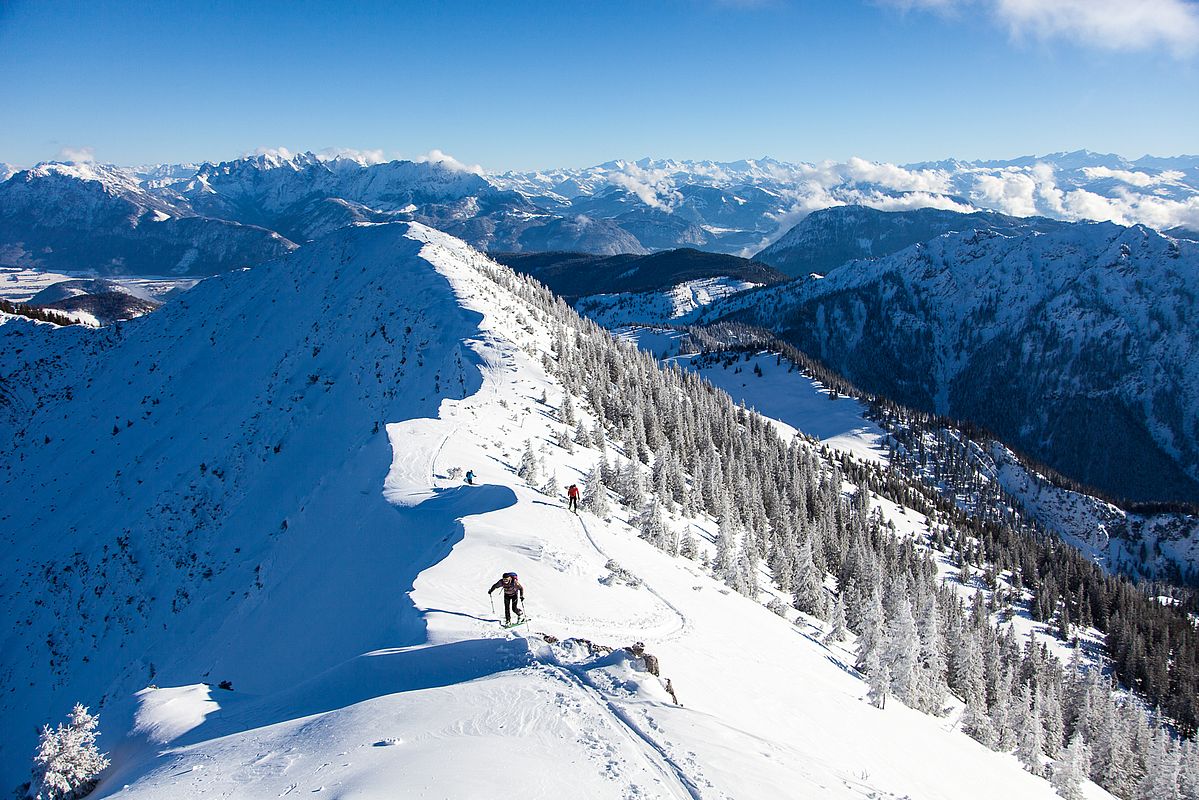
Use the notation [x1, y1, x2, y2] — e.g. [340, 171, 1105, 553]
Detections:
[1, 223, 1111, 799]
[613, 327, 888, 464]
[576, 277, 761, 328]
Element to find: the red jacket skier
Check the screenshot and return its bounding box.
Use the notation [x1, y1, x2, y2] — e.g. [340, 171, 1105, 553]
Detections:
[567, 483, 580, 513]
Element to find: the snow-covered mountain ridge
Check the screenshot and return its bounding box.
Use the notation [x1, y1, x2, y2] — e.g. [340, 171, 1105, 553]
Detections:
[0, 163, 296, 276]
[2, 149, 1196, 274]
[8, 222, 1191, 798]
[704, 216, 1199, 508]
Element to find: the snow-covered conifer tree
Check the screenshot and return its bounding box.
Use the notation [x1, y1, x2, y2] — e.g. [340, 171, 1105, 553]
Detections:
[617, 459, 645, 508]
[866, 649, 891, 709]
[1178, 738, 1199, 800]
[961, 697, 996, 748]
[30, 704, 109, 800]
[732, 542, 758, 597]
[915, 591, 948, 715]
[854, 585, 885, 673]
[1040, 681, 1065, 759]
[1050, 732, 1090, 800]
[679, 525, 699, 561]
[792, 531, 826, 619]
[573, 419, 591, 448]
[636, 500, 668, 550]
[823, 593, 847, 644]
[884, 591, 919, 706]
[1016, 684, 1046, 777]
[990, 666, 1016, 751]
[713, 495, 738, 580]
[517, 439, 539, 485]
[1139, 724, 1181, 800]
[582, 463, 610, 518]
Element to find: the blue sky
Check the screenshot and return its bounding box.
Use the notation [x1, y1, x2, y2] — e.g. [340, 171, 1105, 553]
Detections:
[1, 0, 1196, 169]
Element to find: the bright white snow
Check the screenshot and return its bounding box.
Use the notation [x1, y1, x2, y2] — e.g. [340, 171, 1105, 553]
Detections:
[1, 223, 1108, 799]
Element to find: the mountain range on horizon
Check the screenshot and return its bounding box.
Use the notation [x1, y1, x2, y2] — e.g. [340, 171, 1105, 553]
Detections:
[2, 148, 1197, 278]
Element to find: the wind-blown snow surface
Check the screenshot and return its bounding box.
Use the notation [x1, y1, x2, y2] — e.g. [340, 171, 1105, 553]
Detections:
[2, 223, 1088, 799]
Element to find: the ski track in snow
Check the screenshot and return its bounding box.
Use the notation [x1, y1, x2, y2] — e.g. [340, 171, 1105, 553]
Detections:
[576, 513, 691, 642]
[542, 658, 704, 800]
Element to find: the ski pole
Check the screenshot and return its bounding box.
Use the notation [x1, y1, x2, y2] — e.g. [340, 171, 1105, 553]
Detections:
[489, 593, 494, 616]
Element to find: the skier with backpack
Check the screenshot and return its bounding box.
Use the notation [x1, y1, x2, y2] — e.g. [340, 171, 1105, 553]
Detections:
[464, 469, 475, 485]
[567, 483, 580, 513]
[488, 572, 525, 626]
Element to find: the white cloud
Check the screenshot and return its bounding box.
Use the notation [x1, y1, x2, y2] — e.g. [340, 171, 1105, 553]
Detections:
[413, 149, 484, 175]
[843, 157, 953, 193]
[317, 147, 387, 165]
[971, 170, 1039, 216]
[248, 146, 294, 159]
[1062, 187, 1199, 230]
[880, 0, 1199, 54]
[56, 146, 95, 163]
[794, 158, 951, 194]
[1081, 166, 1184, 187]
[966, 162, 1065, 217]
[996, 0, 1199, 55]
[607, 163, 684, 211]
[848, 189, 976, 213]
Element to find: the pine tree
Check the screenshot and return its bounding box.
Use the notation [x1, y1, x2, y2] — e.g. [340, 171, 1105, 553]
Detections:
[679, 525, 699, 561]
[961, 697, 996, 748]
[540, 471, 559, 498]
[636, 500, 669, 551]
[991, 665, 1016, 751]
[867, 656, 891, 710]
[1040, 681, 1065, 759]
[823, 593, 848, 644]
[714, 496, 738, 581]
[884, 591, 919, 706]
[1050, 732, 1090, 800]
[855, 585, 885, 673]
[732, 541, 758, 597]
[915, 591, 948, 715]
[1139, 724, 1182, 800]
[517, 439, 539, 486]
[581, 463, 610, 518]
[1178, 738, 1199, 800]
[792, 531, 826, 618]
[30, 704, 110, 800]
[560, 392, 576, 426]
[1092, 693, 1135, 796]
[617, 459, 644, 508]
[1016, 683, 1046, 777]
[573, 419, 591, 448]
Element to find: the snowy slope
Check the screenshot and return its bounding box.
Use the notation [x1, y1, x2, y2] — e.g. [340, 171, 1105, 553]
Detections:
[707, 218, 1199, 507]
[615, 329, 889, 465]
[613, 326, 1199, 582]
[0, 163, 296, 275]
[576, 277, 761, 327]
[0, 222, 1103, 799]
